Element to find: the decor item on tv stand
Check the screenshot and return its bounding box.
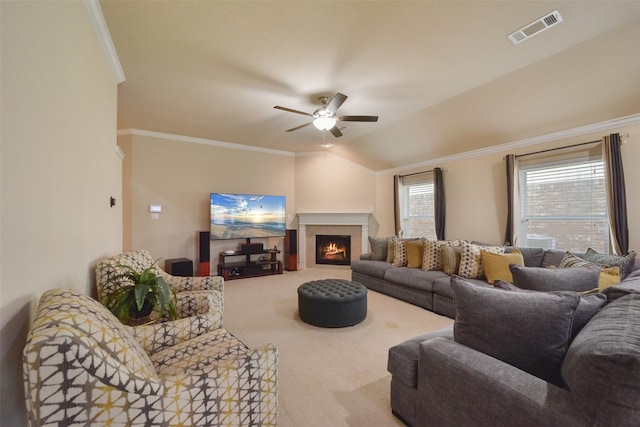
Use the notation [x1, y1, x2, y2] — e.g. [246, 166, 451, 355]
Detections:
[218, 238, 283, 280]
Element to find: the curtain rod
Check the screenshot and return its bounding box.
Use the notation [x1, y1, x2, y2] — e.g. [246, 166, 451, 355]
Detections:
[398, 168, 436, 178]
[515, 139, 602, 159]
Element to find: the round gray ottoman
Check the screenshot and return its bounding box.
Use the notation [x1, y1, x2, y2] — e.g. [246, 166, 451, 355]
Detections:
[297, 279, 367, 327]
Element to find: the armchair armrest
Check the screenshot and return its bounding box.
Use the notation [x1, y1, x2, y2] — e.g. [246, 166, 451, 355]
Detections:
[128, 311, 223, 355]
[161, 343, 278, 426]
[172, 289, 223, 319]
[416, 338, 585, 427]
[161, 272, 224, 293]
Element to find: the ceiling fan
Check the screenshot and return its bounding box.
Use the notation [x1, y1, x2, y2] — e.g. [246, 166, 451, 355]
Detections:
[274, 93, 378, 138]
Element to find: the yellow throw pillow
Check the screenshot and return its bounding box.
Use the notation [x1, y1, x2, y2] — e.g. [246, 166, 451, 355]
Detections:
[481, 249, 524, 284]
[599, 266, 620, 290]
[405, 240, 425, 269]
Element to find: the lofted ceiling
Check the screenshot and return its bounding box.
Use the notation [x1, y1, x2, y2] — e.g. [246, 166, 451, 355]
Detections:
[100, 1, 640, 171]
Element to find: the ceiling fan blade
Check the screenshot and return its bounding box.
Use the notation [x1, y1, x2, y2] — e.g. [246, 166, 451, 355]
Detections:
[274, 106, 313, 117]
[339, 115, 378, 122]
[330, 126, 343, 138]
[286, 122, 312, 132]
[326, 93, 347, 114]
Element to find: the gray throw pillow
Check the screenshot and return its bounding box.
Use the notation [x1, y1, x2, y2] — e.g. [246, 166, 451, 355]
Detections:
[582, 248, 637, 279]
[368, 236, 389, 261]
[509, 264, 599, 292]
[452, 275, 580, 386]
[493, 279, 606, 340]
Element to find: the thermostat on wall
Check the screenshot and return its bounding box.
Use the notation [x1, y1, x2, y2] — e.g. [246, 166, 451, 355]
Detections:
[149, 204, 162, 213]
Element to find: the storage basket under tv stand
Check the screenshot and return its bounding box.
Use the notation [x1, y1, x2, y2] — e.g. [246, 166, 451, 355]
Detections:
[218, 249, 283, 280]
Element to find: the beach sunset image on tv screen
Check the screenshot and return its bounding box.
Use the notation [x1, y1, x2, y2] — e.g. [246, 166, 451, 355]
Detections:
[210, 193, 286, 240]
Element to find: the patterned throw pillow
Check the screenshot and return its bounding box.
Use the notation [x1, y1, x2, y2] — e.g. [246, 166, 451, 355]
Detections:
[392, 237, 408, 267]
[458, 241, 504, 279]
[560, 251, 621, 290]
[582, 248, 637, 279]
[442, 246, 463, 275]
[422, 240, 464, 271]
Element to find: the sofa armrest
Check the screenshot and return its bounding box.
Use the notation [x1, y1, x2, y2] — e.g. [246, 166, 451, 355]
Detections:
[128, 311, 223, 355]
[416, 337, 586, 427]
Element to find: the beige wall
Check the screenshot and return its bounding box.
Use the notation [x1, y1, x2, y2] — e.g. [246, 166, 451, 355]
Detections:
[294, 152, 376, 214]
[375, 124, 640, 250]
[122, 134, 297, 272]
[123, 135, 378, 273]
[0, 2, 122, 424]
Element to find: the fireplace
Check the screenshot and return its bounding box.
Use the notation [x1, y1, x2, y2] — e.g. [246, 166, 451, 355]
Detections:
[316, 235, 351, 266]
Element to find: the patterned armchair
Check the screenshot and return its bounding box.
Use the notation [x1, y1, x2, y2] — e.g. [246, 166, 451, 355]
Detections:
[24, 288, 278, 426]
[95, 250, 223, 324]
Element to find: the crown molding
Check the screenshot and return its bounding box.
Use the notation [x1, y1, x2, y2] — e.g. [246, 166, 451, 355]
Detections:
[118, 129, 295, 157]
[378, 113, 640, 176]
[83, 0, 125, 84]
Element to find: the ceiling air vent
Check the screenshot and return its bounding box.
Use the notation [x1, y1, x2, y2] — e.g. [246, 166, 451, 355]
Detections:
[508, 10, 563, 45]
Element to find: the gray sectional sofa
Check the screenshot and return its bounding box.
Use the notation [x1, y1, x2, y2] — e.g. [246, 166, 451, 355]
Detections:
[351, 245, 639, 318]
[354, 240, 640, 426]
[387, 273, 640, 427]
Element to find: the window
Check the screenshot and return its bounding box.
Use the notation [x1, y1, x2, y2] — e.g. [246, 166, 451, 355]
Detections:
[519, 157, 608, 252]
[397, 173, 436, 239]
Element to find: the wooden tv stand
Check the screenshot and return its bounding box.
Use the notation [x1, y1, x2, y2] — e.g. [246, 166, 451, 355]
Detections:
[218, 249, 283, 280]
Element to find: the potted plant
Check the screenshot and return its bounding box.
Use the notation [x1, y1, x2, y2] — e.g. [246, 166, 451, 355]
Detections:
[103, 261, 177, 325]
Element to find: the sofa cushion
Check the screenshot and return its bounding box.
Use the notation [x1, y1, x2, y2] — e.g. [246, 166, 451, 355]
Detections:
[541, 249, 571, 268]
[387, 325, 454, 387]
[433, 276, 490, 299]
[582, 247, 637, 279]
[481, 249, 523, 284]
[350, 259, 394, 279]
[493, 280, 606, 340]
[452, 276, 579, 386]
[514, 247, 546, 267]
[368, 236, 389, 261]
[510, 264, 600, 292]
[458, 241, 504, 279]
[603, 274, 640, 302]
[561, 294, 640, 423]
[385, 267, 445, 292]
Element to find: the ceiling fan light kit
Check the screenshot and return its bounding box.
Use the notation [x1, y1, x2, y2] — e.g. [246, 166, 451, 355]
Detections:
[274, 92, 378, 138]
[313, 117, 337, 130]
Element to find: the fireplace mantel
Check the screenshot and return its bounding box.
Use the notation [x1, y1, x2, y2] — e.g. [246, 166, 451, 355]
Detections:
[297, 213, 370, 269]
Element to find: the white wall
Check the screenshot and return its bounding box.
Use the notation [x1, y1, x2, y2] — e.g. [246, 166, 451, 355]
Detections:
[0, 2, 122, 424]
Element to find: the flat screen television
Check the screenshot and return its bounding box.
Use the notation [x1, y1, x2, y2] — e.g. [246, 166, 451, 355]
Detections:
[210, 193, 286, 240]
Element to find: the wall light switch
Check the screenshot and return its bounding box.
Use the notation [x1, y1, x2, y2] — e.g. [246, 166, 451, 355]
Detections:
[149, 204, 162, 213]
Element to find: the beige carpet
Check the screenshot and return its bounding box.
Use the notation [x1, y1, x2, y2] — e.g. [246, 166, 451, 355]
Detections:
[222, 267, 453, 427]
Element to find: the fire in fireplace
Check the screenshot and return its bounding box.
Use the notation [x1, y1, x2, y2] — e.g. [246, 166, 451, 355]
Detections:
[316, 235, 351, 266]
